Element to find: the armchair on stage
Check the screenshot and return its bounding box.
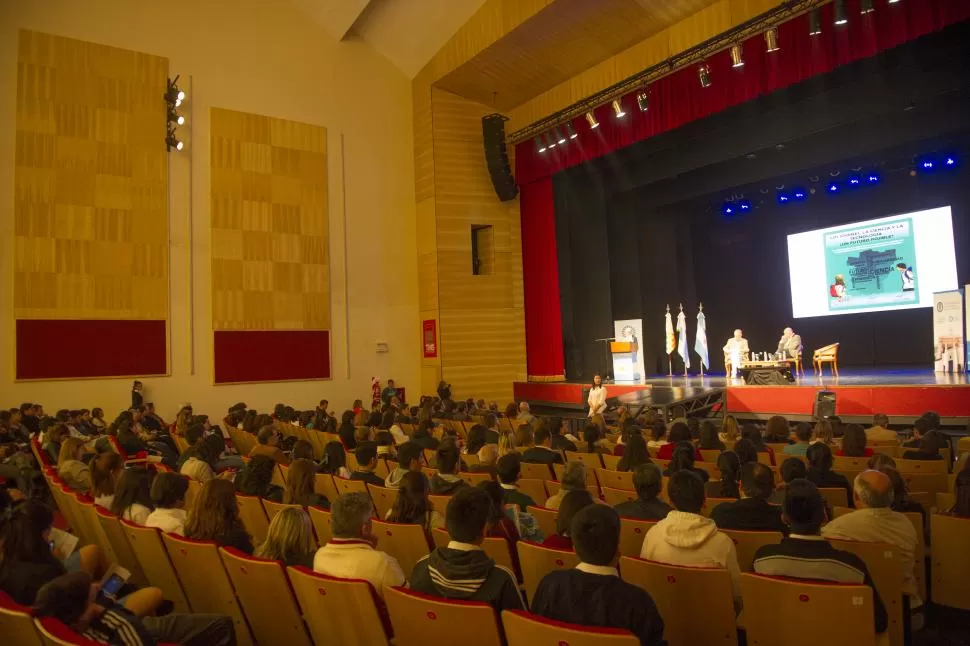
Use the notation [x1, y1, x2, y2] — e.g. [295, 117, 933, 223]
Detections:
[813, 342, 840, 377]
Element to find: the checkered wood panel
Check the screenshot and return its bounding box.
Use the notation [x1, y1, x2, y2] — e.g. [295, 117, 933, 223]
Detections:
[210, 108, 330, 330]
[13, 30, 169, 320]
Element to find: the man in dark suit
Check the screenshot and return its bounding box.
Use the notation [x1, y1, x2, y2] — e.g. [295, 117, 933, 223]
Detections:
[711, 462, 787, 534]
[521, 426, 564, 465]
[483, 413, 500, 445]
[613, 463, 672, 521]
[549, 417, 577, 453]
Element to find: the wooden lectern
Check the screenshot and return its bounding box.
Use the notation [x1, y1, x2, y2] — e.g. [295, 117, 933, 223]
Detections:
[610, 341, 635, 354]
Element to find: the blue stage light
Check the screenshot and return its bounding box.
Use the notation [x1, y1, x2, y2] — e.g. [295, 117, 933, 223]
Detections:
[945, 157, 956, 166]
[847, 175, 861, 187]
[866, 173, 880, 184]
[722, 203, 735, 216]
[792, 188, 807, 201]
[827, 181, 840, 193]
[921, 160, 934, 170]
[738, 199, 751, 211]
[777, 193, 790, 204]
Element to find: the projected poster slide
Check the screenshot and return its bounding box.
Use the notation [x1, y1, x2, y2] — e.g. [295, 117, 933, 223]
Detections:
[824, 217, 917, 312]
[787, 207, 957, 318]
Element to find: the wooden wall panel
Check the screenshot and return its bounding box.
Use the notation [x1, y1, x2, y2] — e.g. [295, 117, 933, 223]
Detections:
[431, 88, 526, 403]
[209, 107, 329, 331]
[14, 29, 169, 321]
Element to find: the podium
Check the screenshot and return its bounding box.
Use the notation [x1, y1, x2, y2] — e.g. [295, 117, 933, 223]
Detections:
[611, 341, 639, 382]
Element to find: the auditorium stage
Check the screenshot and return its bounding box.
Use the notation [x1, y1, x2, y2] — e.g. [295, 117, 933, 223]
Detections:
[513, 368, 970, 425]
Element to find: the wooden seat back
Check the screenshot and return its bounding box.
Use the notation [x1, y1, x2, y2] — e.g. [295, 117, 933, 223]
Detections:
[286, 566, 390, 646]
[516, 541, 579, 602]
[385, 586, 503, 646]
[502, 609, 638, 645]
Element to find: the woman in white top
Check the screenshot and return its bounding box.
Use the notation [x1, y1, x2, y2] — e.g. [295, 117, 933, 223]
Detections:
[180, 434, 224, 483]
[145, 472, 189, 535]
[90, 452, 124, 510]
[109, 467, 154, 526]
[587, 374, 608, 418]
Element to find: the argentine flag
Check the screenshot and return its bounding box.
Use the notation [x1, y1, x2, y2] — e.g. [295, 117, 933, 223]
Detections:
[695, 310, 710, 369]
[676, 309, 690, 369]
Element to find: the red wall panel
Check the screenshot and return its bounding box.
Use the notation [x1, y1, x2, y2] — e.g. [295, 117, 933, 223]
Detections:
[214, 330, 331, 384]
[16, 319, 168, 380]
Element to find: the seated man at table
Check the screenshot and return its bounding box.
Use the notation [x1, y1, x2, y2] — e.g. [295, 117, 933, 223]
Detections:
[753, 479, 887, 635]
[775, 327, 802, 360]
[722, 329, 750, 376]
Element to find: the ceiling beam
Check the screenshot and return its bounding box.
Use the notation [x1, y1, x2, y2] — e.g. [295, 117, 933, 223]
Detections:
[291, 0, 373, 41]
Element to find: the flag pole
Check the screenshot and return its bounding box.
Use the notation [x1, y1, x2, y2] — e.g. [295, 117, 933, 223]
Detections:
[680, 303, 688, 378]
[666, 304, 673, 377]
[698, 302, 705, 378]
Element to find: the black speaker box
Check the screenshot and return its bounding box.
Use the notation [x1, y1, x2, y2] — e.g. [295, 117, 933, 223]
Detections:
[482, 114, 518, 202]
[814, 390, 837, 419]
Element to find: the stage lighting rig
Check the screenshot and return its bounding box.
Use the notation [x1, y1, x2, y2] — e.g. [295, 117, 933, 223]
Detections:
[861, 0, 874, 14]
[165, 75, 186, 152]
[554, 127, 566, 145]
[765, 28, 780, 53]
[834, 0, 848, 25]
[565, 122, 578, 140]
[636, 89, 650, 112]
[612, 99, 626, 119]
[698, 64, 712, 88]
[535, 136, 546, 154]
[730, 44, 744, 68]
[809, 9, 822, 35]
[585, 111, 600, 129]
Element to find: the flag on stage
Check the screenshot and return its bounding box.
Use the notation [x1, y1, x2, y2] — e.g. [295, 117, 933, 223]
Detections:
[665, 310, 676, 356]
[695, 310, 710, 369]
[676, 309, 690, 369]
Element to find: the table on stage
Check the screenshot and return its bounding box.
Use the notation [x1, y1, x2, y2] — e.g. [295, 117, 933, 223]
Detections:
[738, 359, 796, 384]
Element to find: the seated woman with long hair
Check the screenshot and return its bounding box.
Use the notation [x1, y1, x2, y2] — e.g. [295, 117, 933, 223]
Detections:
[663, 442, 710, 482]
[283, 459, 328, 508]
[699, 420, 726, 451]
[741, 424, 776, 465]
[185, 478, 254, 554]
[254, 507, 316, 567]
[90, 452, 124, 509]
[616, 434, 651, 472]
[43, 423, 69, 465]
[806, 442, 853, 508]
[837, 424, 872, 457]
[180, 434, 226, 483]
[707, 451, 741, 499]
[478, 480, 520, 564]
[719, 415, 741, 444]
[235, 454, 284, 501]
[145, 472, 190, 535]
[542, 490, 595, 550]
[386, 471, 444, 544]
[0, 500, 163, 615]
[57, 437, 92, 493]
[320, 441, 351, 479]
[109, 467, 155, 525]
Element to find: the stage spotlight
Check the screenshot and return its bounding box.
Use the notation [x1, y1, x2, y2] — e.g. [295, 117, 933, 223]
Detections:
[826, 181, 840, 194]
[698, 64, 712, 88]
[165, 76, 184, 107]
[809, 9, 822, 35]
[738, 199, 752, 212]
[847, 175, 862, 187]
[765, 28, 780, 53]
[612, 99, 626, 118]
[860, 0, 874, 14]
[554, 127, 566, 145]
[534, 136, 546, 154]
[165, 130, 182, 152]
[866, 172, 881, 184]
[888, 0, 900, 3]
[834, 0, 848, 25]
[792, 188, 807, 201]
[636, 90, 650, 112]
[544, 132, 557, 150]
[565, 122, 578, 140]
[585, 111, 600, 129]
[730, 44, 744, 68]
[722, 202, 736, 216]
[944, 155, 957, 167]
[777, 193, 791, 204]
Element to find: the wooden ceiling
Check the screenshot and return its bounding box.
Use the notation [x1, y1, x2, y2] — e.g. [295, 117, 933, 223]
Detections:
[434, 0, 723, 111]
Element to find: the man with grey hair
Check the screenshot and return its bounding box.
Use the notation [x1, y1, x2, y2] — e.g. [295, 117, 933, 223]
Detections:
[313, 492, 405, 599]
[543, 461, 588, 511]
[516, 401, 535, 424]
[613, 463, 672, 521]
[776, 326, 802, 359]
[821, 470, 920, 606]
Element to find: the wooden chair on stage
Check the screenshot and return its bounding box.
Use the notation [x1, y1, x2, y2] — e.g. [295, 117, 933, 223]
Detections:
[813, 342, 840, 377]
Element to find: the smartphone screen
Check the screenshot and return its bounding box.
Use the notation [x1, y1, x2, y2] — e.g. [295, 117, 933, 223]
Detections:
[100, 573, 125, 599]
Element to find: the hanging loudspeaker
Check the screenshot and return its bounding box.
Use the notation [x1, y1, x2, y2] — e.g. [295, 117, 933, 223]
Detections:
[482, 114, 519, 202]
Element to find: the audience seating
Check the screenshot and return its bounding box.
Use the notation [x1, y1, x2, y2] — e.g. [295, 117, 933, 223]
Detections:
[422, 449, 437, 467]
[119, 521, 191, 613]
[287, 566, 391, 646]
[900, 511, 926, 601]
[526, 505, 557, 538]
[741, 573, 887, 646]
[834, 456, 869, 472]
[601, 453, 621, 470]
[463, 453, 480, 467]
[34, 615, 103, 646]
[94, 506, 148, 587]
[421, 467, 438, 480]
[701, 497, 734, 518]
[602, 486, 637, 507]
[827, 539, 903, 646]
[699, 449, 722, 462]
[907, 491, 933, 509]
[270, 464, 286, 489]
[261, 498, 302, 523]
[515, 478, 548, 507]
[935, 492, 955, 511]
[428, 494, 453, 512]
[895, 458, 947, 475]
[307, 505, 333, 546]
[334, 477, 368, 497]
[564, 451, 604, 470]
[517, 541, 579, 602]
[693, 461, 721, 480]
[367, 484, 397, 520]
[161, 533, 254, 646]
[313, 473, 340, 505]
[618, 518, 656, 557]
[385, 586, 503, 646]
[596, 469, 633, 491]
[929, 514, 970, 611]
[184, 478, 202, 511]
[459, 471, 492, 486]
[901, 473, 949, 495]
[74, 496, 119, 567]
[818, 487, 849, 509]
[720, 529, 782, 573]
[372, 519, 431, 578]
[0, 591, 43, 646]
[502, 610, 639, 646]
[219, 547, 312, 646]
[235, 493, 270, 545]
[544, 479, 599, 500]
[374, 459, 390, 480]
[619, 556, 738, 646]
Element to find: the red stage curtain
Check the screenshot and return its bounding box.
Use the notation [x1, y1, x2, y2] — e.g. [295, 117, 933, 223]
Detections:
[521, 177, 565, 380]
[516, 0, 970, 379]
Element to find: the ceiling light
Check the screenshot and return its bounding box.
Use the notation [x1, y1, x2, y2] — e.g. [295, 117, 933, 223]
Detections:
[166, 131, 182, 152]
[834, 0, 848, 25]
[765, 28, 780, 53]
[730, 44, 744, 68]
[555, 127, 566, 145]
[565, 122, 578, 139]
[612, 99, 626, 118]
[636, 90, 649, 112]
[585, 111, 600, 129]
[545, 132, 557, 150]
[860, 0, 874, 13]
[809, 9, 822, 35]
[698, 64, 712, 88]
[534, 136, 546, 154]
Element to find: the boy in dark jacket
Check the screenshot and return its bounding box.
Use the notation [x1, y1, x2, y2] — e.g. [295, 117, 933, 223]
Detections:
[429, 440, 469, 495]
[410, 488, 523, 612]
